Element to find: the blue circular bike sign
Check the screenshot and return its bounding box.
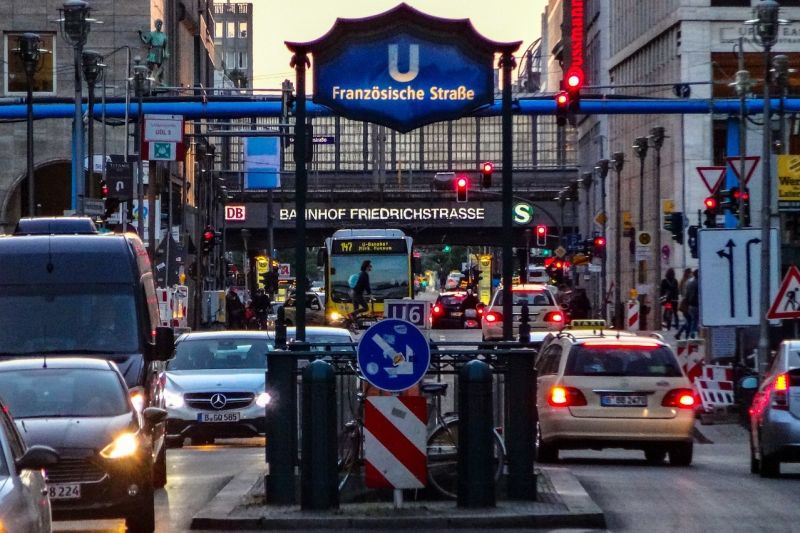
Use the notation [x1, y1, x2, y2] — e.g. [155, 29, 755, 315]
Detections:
[357, 319, 430, 393]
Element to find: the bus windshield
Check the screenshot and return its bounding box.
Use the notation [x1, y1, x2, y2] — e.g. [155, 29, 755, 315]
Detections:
[330, 254, 409, 303]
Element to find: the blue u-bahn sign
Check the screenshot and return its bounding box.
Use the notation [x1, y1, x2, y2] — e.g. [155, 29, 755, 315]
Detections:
[288, 3, 520, 132]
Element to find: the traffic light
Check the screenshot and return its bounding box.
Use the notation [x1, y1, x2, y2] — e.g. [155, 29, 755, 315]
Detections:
[592, 236, 606, 259]
[202, 226, 215, 254]
[100, 179, 109, 200]
[668, 212, 684, 244]
[455, 175, 469, 203]
[555, 91, 569, 127]
[703, 196, 719, 228]
[480, 161, 493, 188]
[442, 244, 452, 253]
[687, 225, 699, 259]
[535, 224, 547, 246]
[719, 187, 740, 214]
[741, 188, 751, 225]
[564, 66, 584, 111]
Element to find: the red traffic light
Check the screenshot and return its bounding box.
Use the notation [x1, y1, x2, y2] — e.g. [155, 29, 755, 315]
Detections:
[565, 67, 584, 89]
[203, 229, 215, 242]
[704, 197, 718, 209]
[593, 236, 606, 247]
[481, 162, 493, 175]
[456, 176, 468, 189]
[536, 225, 547, 236]
[100, 180, 109, 199]
[555, 91, 569, 106]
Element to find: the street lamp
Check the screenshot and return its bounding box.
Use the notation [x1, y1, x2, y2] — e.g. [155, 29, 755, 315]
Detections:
[595, 159, 610, 320]
[649, 126, 666, 329]
[746, 0, 786, 375]
[131, 56, 151, 238]
[82, 50, 104, 203]
[611, 152, 625, 329]
[57, 0, 93, 215]
[14, 33, 44, 216]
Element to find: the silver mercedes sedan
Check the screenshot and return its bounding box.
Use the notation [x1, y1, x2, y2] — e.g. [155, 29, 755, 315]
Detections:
[165, 328, 354, 447]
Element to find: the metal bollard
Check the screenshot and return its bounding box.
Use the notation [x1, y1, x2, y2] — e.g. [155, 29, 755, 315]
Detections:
[265, 349, 297, 504]
[300, 360, 338, 510]
[457, 359, 495, 508]
[505, 350, 536, 500]
[519, 301, 531, 344]
[275, 306, 287, 349]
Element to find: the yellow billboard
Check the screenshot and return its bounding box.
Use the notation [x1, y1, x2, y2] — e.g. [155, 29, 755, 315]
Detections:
[778, 155, 800, 211]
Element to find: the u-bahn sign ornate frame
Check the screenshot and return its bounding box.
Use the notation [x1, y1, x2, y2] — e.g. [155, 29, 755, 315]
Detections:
[286, 3, 520, 133]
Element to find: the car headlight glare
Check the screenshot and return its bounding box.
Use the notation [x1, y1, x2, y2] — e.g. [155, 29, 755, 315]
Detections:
[164, 390, 184, 409]
[130, 388, 146, 413]
[100, 432, 140, 459]
[256, 392, 272, 407]
[329, 311, 342, 322]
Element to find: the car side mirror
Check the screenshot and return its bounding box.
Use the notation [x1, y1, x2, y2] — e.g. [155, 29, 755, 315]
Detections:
[151, 327, 175, 361]
[739, 376, 759, 390]
[142, 407, 168, 425]
[16, 445, 59, 471]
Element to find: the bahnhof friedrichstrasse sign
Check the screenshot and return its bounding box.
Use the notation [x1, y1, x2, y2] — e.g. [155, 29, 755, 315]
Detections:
[287, 3, 520, 132]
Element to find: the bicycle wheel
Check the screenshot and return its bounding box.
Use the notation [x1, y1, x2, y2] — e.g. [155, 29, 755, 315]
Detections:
[426, 418, 505, 499]
[337, 424, 359, 492]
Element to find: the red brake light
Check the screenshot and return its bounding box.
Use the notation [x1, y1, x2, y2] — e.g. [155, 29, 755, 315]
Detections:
[545, 311, 564, 323]
[662, 388, 696, 409]
[548, 386, 587, 407]
[432, 304, 443, 315]
[485, 311, 502, 323]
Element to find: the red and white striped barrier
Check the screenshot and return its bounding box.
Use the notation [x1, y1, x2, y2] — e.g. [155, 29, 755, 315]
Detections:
[695, 364, 734, 412]
[680, 339, 705, 383]
[157, 285, 189, 329]
[626, 299, 640, 331]
[364, 396, 427, 489]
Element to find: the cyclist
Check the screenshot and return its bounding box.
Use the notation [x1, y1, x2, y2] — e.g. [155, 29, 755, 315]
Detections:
[349, 260, 372, 322]
[252, 288, 271, 329]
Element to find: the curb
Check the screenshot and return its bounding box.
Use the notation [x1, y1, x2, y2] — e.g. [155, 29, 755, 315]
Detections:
[191, 468, 605, 530]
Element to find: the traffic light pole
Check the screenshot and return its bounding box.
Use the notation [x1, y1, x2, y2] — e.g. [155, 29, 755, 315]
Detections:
[500, 52, 514, 343]
[292, 50, 309, 344]
[757, 45, 773, 377]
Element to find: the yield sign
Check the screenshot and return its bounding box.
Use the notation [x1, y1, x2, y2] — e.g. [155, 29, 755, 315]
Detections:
[697, 166, 726, 194]
[726, 156, 760, 186]
[767, 265, 800, 320]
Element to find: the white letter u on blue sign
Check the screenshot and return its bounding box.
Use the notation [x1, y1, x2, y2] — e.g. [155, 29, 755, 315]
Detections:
[388, 44, 419, 83]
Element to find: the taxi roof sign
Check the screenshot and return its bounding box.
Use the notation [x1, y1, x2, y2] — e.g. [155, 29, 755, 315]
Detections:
[566, 319, 607, 329]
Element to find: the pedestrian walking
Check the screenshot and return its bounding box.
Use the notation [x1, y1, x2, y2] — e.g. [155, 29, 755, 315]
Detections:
[685, 270, 699, 339]
[659, 268, 680, 330]
[225, 288, 245, 330]
[675, 268, 693, 340]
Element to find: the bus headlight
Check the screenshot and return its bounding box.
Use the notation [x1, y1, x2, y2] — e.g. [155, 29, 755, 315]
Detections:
[329, 311, 342, 322]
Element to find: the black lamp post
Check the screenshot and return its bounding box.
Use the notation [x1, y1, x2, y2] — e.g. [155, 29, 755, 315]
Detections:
[595, 159, 610, 320]
[746, 0, 785, 375]
[82, 50, 104, 202]
[611, 152, 625, 329]
[15, 33, 44, 216]
[632, 136, 649, 325]
[649, 126, 666, 328]
[132, 57, 150, 237]
[58, 0, 92, 215]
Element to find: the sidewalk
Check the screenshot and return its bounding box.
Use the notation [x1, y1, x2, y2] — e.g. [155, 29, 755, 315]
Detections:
[190, 467, 605, 530]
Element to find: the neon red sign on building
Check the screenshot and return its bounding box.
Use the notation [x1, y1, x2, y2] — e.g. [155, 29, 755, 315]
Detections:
[568, 0, 585, 84]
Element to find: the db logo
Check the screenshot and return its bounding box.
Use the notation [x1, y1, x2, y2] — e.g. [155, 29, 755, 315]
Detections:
[225, 205, 246, 221]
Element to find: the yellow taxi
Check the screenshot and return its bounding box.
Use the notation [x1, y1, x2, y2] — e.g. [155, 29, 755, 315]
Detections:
[535, 325, 696, 465]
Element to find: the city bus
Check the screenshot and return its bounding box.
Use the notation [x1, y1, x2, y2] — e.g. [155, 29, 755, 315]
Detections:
[321, 229, 413, 326]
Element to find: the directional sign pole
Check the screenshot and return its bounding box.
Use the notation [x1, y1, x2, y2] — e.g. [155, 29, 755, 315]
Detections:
[292, 48, 309, 343]
[501, 51, 514, 342]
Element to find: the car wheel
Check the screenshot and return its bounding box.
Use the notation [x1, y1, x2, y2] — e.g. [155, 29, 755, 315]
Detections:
[668, 442, 693, 466]
[749, 443, 760, 475]
[153, 442, 167, 488]
[759, 449, 780, 478]
[644, 448, 667, 464]
[535, 422, 558, 464]
[126, 481, 155, 533]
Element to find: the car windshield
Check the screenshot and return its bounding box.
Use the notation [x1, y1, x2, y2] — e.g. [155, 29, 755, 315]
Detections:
[0, 368, 129, 418]
[493, 289, 554, 307]
[0, 284, 139, 355]
[286, 334, 355, 352]
[170, 338, 269, 371]
[439, 294, 466, 306]
[330, 254, 409, 302]
[565, 345, 682, 377]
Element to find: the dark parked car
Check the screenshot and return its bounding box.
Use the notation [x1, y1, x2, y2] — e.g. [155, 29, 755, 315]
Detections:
[431, 290, 479, 329]
[0, 358, 167, 533]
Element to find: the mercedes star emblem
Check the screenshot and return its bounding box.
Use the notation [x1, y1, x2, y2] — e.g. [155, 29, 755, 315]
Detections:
[210, 393, 227, 409]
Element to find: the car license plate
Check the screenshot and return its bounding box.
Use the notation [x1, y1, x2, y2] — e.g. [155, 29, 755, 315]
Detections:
[197, 412, 241, 423]
[360, 320, 377, 328]
[48, 483, 81, 500]
[601, 394, 647, 407]
[451, 311, 463, 317]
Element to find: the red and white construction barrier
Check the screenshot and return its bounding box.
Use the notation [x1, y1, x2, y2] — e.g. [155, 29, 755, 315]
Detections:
[626, 299, 640, 330]
[364, 396, 427, 489]
[695, 364, 735, 412]
[156, 285, 189, 329]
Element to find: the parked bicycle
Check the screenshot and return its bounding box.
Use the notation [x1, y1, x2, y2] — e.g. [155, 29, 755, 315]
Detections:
[337, 363, 506, 498]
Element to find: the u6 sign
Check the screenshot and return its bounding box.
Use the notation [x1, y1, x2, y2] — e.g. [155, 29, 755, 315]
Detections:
[384, 300, 430, 329]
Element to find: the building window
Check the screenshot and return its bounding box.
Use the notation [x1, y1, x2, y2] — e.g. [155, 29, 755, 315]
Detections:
[4, 32, 56, 95]
[225, 51, 235, 69]
[238, 52, 248, 69]
[239, 22, 248, 38]
[227, 22, 235, 38]
[215, 22, 222, 39]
